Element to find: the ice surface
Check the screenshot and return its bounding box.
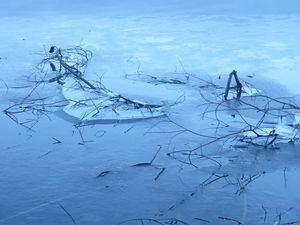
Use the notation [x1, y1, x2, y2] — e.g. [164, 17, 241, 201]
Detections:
[61, 82, 167, 122]
[1, 1, 300, 225]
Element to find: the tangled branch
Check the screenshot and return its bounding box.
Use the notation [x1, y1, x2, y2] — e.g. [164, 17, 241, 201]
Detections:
[3, 46, 167, 128]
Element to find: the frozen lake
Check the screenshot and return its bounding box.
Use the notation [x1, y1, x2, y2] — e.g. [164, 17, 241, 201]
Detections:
[1, 1, 300, 224]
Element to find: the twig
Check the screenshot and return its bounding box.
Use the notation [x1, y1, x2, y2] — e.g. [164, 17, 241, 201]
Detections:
[262, 205, 267, 225]
[118, 218, 189, 225]
[218, 216, 244, 225]
[52, 137, 62, 144]
[58, 203, 78, 225]
[194, 218, 210, 223]
[224, 70, 243, 100]
[154, 168, 166, 181]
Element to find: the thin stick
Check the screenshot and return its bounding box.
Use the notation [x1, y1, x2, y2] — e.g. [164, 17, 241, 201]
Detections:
[224, 70, 243, 100]
[154, 168, 166, 181]
[58, 203, 78, 225]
